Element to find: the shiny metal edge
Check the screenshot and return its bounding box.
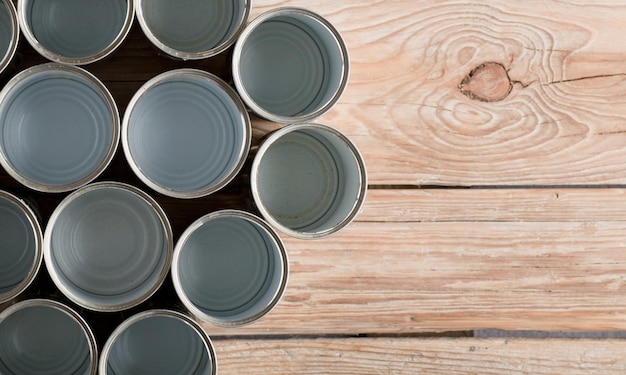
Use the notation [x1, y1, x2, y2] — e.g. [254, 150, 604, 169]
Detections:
[0, 0, 19, 74]
[99, 309, 217, 375]
[250, 123, 368, 239]
[0, 298, 99, 375]
[135, 0, 250, 60]
[18, 0, 135, 65]
[232, 7, 350, 124]
[172, 209, 289, 328]
[0, 190, 43, 304]
[121, 68, 252, 199]
[0, 63, 120, 193]
[42, 181, 174, 312]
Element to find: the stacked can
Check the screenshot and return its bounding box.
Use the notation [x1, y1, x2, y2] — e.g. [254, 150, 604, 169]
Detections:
[0, 1, 366, 374]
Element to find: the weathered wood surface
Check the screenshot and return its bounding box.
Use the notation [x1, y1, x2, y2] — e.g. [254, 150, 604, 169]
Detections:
[248, 0, 626, 186]
[9, 0, 626, 186]
[214, 338, 626, 375]
[358, 189, 626, 222]
[1, 0, 624, 373]
[200, 189, 626, 336]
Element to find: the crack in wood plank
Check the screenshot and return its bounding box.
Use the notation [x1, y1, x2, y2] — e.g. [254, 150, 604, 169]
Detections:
[543, 73, 626, 85]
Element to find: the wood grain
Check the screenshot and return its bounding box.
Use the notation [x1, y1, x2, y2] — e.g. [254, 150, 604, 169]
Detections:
[214, 337, 626, 375]
[199, 189, 626, 335]
[202, 219, 626, 335]
[248, 0, 626, 186]
[7, 1, 626, 187]
[1, 3, 624, 373]
[359, 189, 626, 222]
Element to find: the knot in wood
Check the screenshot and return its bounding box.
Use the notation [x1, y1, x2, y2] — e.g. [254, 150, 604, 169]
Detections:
[459, 62, 512, 102]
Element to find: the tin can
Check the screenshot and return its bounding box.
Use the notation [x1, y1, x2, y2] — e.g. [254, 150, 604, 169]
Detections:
[0, 299, 98, 375]
[0, 63, 119, 193]
[0, 0, 18, 75]
[100, 309, 217, 375]
[135, 0, 250, 60]
[18, 0, 134, 65]
[172, 209, 288, 327]
[232, 7, 350, 124]
[122, 69, 251, 199]
[44, 182, 173, 312]
[251, 123, 367, 239]
[0, 191, 42, 304]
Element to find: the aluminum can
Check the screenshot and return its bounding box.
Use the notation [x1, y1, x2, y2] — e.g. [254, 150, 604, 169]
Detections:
[122, 69, 251, 199]
[232, 7, 350, 124]
[0, 0, 18, 75]
[251, 123, 367, 239]
[18, 0, 134, 65]
[0, 190, 42, 304]
[0, 63, 119, 193]
[135, 0, 250, 60]
[100, 309, 217, 375]
[172, 209, 288, 327]
[44, 182, 173, 312]
[0, 299, 98, 375]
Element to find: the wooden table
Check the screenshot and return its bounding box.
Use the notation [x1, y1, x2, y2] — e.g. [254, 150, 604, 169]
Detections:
[2, 1, 626, 373]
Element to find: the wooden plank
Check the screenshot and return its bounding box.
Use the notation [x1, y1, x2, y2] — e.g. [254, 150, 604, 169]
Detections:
[201, 220, 626, 335]
[247, 0, 626, 186]
[359, 189, 626, 222]
[214, 337, 626, 375]
[9, 0, 626, 186]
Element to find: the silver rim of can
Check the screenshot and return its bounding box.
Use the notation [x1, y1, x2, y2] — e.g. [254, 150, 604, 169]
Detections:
[0, 190, 42, 304]
[43, 181, 173, 312]
[135, 0, 250, 60]
[172, 209, 289, 327]
[0, 63, 120, 193]
[251, 123, 368, 239]
[0, 0, 19, 75]
[0, 299, 99, 375]
[232, 7, 350, 124]
[122, 68, 251, 199]
[17, 0, 134, 65]
[99, 309, 217, 375]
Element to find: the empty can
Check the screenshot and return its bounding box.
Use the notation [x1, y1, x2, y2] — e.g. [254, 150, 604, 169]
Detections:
[18, 0, 134, 65]
[0, 63, 119, 193]
[44, 182, 173, 312]
[251, 123, 367, 239]
[233, 7, 349, 124]
[172, 210, 288, 327]
[0, 190, 42, 304]
[135, 0, 250, 60]
[0, 0, 18, 75]
[0, 299, 98, 375]
[100, 309, 217, 375]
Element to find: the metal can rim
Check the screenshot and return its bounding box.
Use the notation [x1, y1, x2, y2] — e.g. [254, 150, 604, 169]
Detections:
[17, 0, 135, 65]
[0, 298, 99, 375]
[0, 190, 43, 304]
[232, 7, 350, 124]
[122, 68, 252, 199]
[135, 0, 250, 60]
[0, 0, 19, 75]
[172, 209, 289, 327]
[0, 63, 120, 193]
[251, 123, 368, 239]
[43, 181, 174, 312]
[99, 309, 218, 375]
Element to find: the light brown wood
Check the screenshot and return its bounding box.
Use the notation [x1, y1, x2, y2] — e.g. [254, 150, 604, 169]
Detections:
[359, 189, 626, 222]
[200, 189, 626, 335]
[202, 219, 626, 336]
[248, 0, 626, 186]
[1, 1, 623, 372]
[214, 337, 626, 375]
